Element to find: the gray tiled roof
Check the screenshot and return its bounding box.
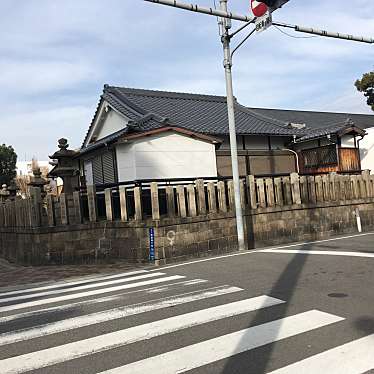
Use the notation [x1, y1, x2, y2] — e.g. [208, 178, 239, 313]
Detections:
[295, 122, 350, 142]
[103, 86, 304, 137]
[81, 85, 374, 150]
[250, 107, 374, 130]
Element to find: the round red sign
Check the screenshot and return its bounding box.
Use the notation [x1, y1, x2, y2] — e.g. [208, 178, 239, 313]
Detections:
[251, 0, 268, 17]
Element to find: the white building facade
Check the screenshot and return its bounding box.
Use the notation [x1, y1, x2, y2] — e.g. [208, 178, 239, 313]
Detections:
[360, 127, 374, 171]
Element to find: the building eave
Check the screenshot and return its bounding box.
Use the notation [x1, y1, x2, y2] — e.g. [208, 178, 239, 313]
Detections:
[117, 126, 223, 145]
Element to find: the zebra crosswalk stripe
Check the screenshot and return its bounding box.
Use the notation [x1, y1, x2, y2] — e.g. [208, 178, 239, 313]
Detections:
[0, 295, 285, 373]
[0, 275, 185, 313]
[0, 278, 209, 324]
[98, 310, 344, 374]
[0, 272, 165, 304]
[0, 285, 244, 346]
[268, 333, 374, 374]
[0, 269, 149, 298]
[0, 270, 359, 374]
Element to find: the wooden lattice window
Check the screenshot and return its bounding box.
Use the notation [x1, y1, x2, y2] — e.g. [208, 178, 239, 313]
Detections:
[301, 145, 337, 168]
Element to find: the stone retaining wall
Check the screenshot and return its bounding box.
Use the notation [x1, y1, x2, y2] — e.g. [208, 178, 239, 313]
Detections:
[1, 195, 373, 265]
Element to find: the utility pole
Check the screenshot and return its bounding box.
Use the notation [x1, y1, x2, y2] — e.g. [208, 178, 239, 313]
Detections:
[144, 0, 373, 252]
[219, 0, 245, 251]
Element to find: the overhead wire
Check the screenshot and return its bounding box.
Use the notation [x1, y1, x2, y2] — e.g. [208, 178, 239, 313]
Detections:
[274, 25, 318, 39]
[231, 27, 256, 57]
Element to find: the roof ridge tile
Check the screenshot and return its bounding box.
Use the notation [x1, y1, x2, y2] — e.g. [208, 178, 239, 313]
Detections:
[107, 85, 228, 103]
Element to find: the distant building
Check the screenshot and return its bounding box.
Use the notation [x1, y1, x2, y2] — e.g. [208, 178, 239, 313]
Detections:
[16, 161, 51, 177]
[16, 161, 63, 195]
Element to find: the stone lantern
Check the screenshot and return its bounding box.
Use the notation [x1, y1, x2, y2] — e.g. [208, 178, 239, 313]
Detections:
[28, 167, 49, 198]
[0, 184, 10, 203]
[7, 180, 18, 200]
[48, 138, 79, 195]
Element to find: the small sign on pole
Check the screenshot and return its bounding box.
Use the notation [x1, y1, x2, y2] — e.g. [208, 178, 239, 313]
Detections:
[255, 11, 272, 33]
[149, 227, 155, 261]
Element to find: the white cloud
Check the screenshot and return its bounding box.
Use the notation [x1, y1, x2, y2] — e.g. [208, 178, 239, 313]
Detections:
[0, 0, 373, 158]
[0, 61, 99, 95]
[0, 106, 93, 160]
[308, 89, 373, 114]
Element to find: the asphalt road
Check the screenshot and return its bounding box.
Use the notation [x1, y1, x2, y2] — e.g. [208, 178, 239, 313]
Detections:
[1, 232, 374, 373]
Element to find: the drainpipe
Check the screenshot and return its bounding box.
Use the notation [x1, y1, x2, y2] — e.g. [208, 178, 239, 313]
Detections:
[356, 135, 365, 170]
[357, 135, 365, 148]
[281, 148, 300, 173]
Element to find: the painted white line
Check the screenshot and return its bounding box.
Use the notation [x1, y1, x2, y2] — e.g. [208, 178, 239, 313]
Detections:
[0, 295, 124, 324]
[181, 279, 209, 286]
[0, 270, 149, 298]
[258, 249, 374, 258]
[0, 286, 243, 346]
[268, 334, 374, 374]
[149, 232, 374, 271]
[0, 275, 185, 314]
[0, 296, 285, 373]
[0, 278, 206, 324]
[146, 279, 208, 294]
[0, 272, 165, 304]
[99, 310, 344, 374]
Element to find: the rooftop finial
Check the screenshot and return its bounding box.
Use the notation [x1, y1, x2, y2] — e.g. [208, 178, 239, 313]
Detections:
[58, 138, 69, 151]
[345, 118, 355, 126]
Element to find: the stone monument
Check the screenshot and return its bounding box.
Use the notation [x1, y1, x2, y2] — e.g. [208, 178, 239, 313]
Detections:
[28, 167, 49, 198]
[49, 138, 79, 194]
[0, 184, 10, 202]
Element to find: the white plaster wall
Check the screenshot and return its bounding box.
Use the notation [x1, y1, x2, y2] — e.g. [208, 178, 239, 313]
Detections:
[116, 143, 136, 182]
[115, 132, 217, 181]
[96, 110, 128, 141]
[360, 127, 374, 171]
[341, 135, 355, 148]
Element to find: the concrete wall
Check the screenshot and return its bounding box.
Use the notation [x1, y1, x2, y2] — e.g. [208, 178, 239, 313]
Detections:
[361, 127, 374, 171]
[116, 132, 217, 181]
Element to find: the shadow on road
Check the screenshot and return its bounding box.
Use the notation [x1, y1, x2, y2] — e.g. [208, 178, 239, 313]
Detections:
[221, 240, 313, 373]
[354, 316, 374, 334]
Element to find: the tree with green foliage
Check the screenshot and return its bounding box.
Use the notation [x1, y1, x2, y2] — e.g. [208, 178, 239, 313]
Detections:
[0, 144, 17, 186]
[355, 71, 374, 111]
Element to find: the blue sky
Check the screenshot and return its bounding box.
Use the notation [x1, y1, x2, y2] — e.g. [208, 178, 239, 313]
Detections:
[0, 0, 373, 160]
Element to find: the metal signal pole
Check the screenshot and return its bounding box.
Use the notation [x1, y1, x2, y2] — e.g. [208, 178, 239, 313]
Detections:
[144, 0, 373, 253]
[219, 0, 245, 251]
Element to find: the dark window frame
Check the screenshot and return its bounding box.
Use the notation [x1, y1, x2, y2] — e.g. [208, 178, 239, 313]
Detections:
[301, 144, 338, 169]
[80, 148, 118, 186]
